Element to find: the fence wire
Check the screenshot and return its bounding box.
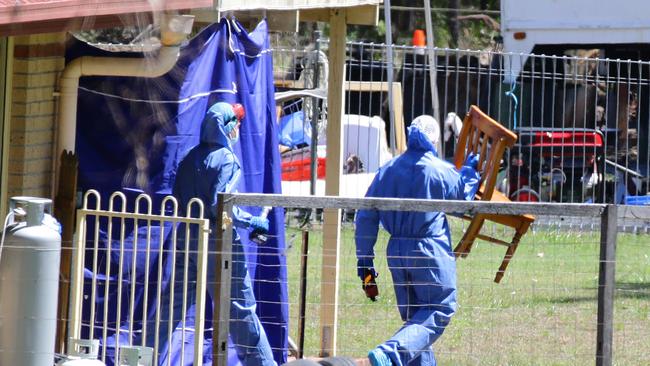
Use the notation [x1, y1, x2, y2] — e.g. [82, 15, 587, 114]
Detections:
[281, 217, 605, 364]
[219, 194, 648, 366]
[40, 191, 649, 365]
[272, 40, 650, 212]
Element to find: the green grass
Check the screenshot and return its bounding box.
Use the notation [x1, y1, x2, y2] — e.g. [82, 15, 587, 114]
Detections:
[283, 218, 650, 365]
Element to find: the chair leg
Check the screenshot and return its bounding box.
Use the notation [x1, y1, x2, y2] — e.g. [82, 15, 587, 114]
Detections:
[454, 232, 469, 258]
[494, 221, 531, 283]
[454, 217, 485, 258]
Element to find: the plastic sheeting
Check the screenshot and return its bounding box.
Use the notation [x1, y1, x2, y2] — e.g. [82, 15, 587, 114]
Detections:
[70, 19, 287, 365]
[278, 110, 311, 149]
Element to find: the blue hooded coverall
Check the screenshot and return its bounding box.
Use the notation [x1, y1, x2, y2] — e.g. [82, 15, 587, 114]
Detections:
[152, 102, 276, 365]
[355, 124, 480, 366]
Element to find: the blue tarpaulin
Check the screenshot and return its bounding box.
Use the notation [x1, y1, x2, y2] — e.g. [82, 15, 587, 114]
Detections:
[279, 110, 311, 148]
[70, 19, 287, 365]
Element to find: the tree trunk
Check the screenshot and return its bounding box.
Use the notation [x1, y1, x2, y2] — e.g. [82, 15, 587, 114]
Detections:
[448, 0, 460, 48]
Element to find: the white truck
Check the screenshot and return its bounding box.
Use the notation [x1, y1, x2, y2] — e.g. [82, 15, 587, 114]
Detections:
[501, 0, 650, 82]
[499, 0, 650, 202]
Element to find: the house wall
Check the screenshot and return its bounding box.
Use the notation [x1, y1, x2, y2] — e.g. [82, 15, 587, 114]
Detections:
[7, 33, 65, 200]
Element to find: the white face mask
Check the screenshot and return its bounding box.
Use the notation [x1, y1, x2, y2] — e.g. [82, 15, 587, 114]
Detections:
[224, 120, 240, 145]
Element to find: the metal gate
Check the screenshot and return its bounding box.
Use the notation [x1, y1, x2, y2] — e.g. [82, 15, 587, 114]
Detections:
[68, 190, 210, 365]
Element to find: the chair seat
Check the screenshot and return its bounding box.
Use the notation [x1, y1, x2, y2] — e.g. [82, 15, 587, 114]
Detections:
[460, 211, 535, 226]
[461, 189, 535, 224]
[483, 190, 535, 224]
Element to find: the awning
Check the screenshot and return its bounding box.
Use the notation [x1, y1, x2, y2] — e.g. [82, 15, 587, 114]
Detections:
[217, 0, 381, 11]
[1, 0, 382, 36]
[0, 0, 212, 36]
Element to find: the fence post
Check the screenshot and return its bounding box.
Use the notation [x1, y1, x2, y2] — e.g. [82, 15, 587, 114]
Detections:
[54, 150, 78, 354]
[194, 216, 210, 366]
[596, 204, 617, 366]
[298, 230, 310, 359]
[309, 30, 322, 200]
[383, 0, 397, 155]
[319, 8, 346, 357]
[213, 193, 234, 366]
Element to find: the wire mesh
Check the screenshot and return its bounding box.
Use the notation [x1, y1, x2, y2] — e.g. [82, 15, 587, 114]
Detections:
[281, 218, 603, 364]
[611, 215, 650, 364]
[271, 39, 650, 209]
[273, 42, 388, 198]
[222, 193, 647, 366]
[57, 191, 650, 365]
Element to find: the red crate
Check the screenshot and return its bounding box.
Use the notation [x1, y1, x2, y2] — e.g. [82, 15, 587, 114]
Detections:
[529, 131, 604, 158]
[531, 131, 603, 148]
[281, 157, 326, 181]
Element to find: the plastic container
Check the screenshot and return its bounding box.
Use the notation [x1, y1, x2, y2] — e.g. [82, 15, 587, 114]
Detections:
[281, 157, 327, 181]
[624, 195, 650, 205]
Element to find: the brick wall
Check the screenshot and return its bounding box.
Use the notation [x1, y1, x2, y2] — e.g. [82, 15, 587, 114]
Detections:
[8, 33, 66, 198]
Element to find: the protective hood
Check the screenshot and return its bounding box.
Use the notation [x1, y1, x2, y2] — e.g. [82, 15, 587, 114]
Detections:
[407, 124, 438, 156]
[199, 102, 237, 147]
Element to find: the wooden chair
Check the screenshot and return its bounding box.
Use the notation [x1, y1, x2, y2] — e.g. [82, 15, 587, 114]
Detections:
[453, 105, 535, 283]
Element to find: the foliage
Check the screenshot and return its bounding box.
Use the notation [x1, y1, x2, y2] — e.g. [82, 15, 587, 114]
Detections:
[348, 0, 501, 49]
[75, 2, 502, 50]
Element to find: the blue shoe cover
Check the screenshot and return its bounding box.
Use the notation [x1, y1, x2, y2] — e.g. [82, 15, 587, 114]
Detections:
[368, 348, 392, 366]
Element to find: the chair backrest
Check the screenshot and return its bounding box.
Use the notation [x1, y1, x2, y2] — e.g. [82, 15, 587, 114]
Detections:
[453, 105, 518, 201]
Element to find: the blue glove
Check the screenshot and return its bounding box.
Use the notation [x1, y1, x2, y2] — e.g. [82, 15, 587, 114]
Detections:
[463, 152, 480, 169]
[249, 216, 269, 234]
[460, 152, 481, 200]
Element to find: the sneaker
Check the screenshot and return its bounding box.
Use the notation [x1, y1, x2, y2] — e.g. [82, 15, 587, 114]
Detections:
[368, 348, 392, 366]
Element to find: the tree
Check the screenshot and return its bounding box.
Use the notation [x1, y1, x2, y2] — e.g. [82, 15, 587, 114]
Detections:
[448, 0, 460, 48]
[347, 0, 500, 49]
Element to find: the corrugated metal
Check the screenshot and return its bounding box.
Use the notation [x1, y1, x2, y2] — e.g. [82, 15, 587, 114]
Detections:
[0, 0, 380, 35]
[218, 0, 381, 11]
[0, 0, 211, 25]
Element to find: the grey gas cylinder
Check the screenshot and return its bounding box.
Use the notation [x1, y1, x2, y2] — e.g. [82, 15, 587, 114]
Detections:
[118, 346, 153, 366]
[0, 196, 62, 366]
[56, 339, 105, 366]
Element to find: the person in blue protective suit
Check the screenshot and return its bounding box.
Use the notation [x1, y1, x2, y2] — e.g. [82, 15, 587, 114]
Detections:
[153, 101, 276, 365]
[355, 115, 480, 366]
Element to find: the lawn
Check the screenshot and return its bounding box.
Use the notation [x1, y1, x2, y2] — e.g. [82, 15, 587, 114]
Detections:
[283, 218, 650, 365]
